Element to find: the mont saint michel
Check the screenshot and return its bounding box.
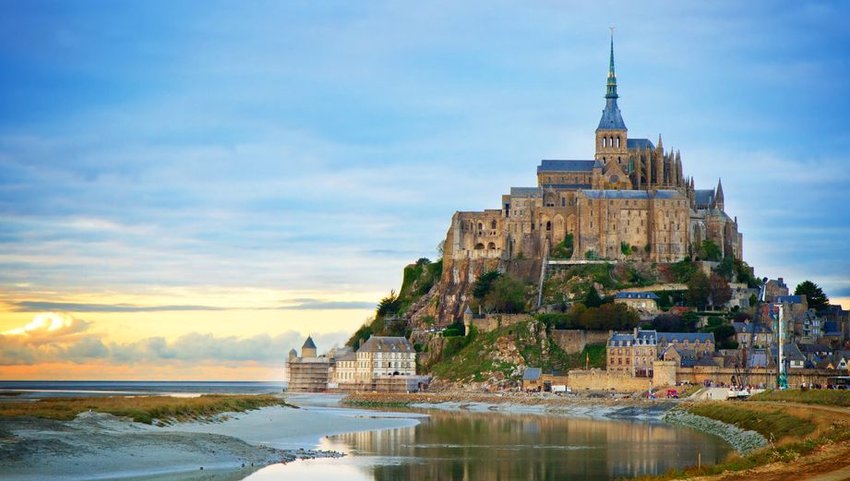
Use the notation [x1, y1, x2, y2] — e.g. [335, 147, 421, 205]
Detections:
[2, 3, 849, 481]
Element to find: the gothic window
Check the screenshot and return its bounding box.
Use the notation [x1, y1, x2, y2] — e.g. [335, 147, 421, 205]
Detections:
[487, 242, 496, 249]
[616, 137, 620, 148]
[474, 243, 485, 250]
[478, 222, 483, 231]
[491, 220, 497, 230]
[602, 137, 607, 147]
[561, 197, 565, 207]
[546, 221, 551, 231]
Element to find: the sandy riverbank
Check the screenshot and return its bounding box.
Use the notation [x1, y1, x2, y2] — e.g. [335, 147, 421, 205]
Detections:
[0, 394, 423, 481]
[342, 391, 679, 419]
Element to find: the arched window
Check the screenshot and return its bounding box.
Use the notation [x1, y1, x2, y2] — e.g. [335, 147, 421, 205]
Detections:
[478, 222, 483, 231]
[490, 220, 497, 229]
[601, 137, 606, 147]
[609, 136, 614, 146]
[546, 221, 552, 231]
[487, 242, 496, 249]
[616, 137, 620, 148]
[474, 243, 485, 250]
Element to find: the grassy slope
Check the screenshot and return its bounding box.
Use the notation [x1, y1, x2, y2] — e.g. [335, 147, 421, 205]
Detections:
[431, 321, 606, 382]
[750, 388, 850, 407]
[637, 398, 850, 480]
[0, 394, 289, 425]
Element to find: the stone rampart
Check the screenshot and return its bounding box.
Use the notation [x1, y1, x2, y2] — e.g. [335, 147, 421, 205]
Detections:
[469, 313, 532, 334]
[567, 369, 651, 392]
[551, 330, 609, 354]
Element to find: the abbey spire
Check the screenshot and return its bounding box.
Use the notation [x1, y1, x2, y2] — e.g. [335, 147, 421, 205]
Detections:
[606, 31, 618, 100]
[715, 178, 725, 210]
[595, 29, 628, 166]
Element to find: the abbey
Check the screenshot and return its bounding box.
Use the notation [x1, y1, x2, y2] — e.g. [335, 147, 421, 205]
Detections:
[444, 38, 742, 264]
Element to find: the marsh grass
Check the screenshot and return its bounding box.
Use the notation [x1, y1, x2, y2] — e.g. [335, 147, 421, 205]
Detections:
[751, 389, 850, 407]
[630, 401, 841, 481]
[686, 402, 815, 440]
[0, 394, 290, 424]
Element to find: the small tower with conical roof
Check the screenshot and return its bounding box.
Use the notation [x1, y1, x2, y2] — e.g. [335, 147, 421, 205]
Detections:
[301, 336, 317, 358]
[595, 30, 628, 168]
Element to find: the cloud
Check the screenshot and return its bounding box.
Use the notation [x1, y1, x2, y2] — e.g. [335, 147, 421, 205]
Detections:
[8, 299, 377, 312]
[2, 312, 91, 341]
[279, 300, 375, 310]
[0, 313, 349, 366]
[9, 301, 228, 313]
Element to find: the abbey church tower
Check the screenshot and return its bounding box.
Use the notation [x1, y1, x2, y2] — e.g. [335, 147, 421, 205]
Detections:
[595, 33, 628, 170]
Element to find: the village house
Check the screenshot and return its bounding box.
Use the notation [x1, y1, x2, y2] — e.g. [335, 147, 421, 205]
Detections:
[607, 328, 658, 377]
[331, 335, 427, 392]
[656, 332, 715, 358]
[614, 292, 660, 316]
[733, 321, 774, 348]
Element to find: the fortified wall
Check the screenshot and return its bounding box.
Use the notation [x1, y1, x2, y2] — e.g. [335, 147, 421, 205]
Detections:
[551, 329, 610, 354]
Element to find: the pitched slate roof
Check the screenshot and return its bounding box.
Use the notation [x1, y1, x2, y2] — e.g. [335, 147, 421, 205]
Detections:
[771, 343, 806, 362]
[581, 190, 681, 200]
[358, 336, 413, 353]
[537, 160, 600, 173]
[823, 321, 842, 336]
[776, 295, 804, 304]
[694, 189, 715, 208]
[335, 351, 356, 361]
[523, 367, 542, 381]
[302, 336, 317, 349]
[598, 99, 627, 130]
[732, 321, 773, 334]
[615, 292, 660, 300]
[695, 356, 717, 367]
[799, 344, 832, 355]
[541, 183, 593, 190]
[510, 187, 541, 198]
[627, 138, 655, 150]
[657, 332, 715, 344]
[748, 350, 770, 368]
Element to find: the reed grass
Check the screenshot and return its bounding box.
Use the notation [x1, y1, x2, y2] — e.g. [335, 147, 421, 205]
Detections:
[0, 394, 290, 424]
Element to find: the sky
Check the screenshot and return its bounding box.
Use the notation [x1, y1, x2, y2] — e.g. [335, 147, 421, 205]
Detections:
[1, 1, 849, 380]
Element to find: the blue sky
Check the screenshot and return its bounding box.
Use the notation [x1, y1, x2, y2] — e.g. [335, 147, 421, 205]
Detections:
[1, 1, 849, 379]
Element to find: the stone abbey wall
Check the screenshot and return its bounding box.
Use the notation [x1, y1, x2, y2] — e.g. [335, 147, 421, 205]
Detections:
[551, 329, 609, 354]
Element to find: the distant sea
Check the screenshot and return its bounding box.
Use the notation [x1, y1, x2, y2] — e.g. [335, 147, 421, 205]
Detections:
[0, 380, 286, 400]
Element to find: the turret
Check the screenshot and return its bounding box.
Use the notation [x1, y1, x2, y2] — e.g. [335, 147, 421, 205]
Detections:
[715, 178, 725, 210]
[595, 31, 628, 166]
[301, 336, 317, 358]
[675, 151, 683, 187]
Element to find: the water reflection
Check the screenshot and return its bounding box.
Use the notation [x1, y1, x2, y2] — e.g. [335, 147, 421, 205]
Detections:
[247, 410, 733, 481]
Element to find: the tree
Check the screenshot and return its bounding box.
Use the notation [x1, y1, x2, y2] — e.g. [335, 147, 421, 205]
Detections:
[794, 280, 830, 313]
[583, 285, 604, 308]
[376, 290, 402, 318]
[698, 240, 722, 262]
[473, 271, 501, 300]
[716, 255, 734, 280]
[483, 275, 527, 313]
[709, 273, 732, 309]
[685, 270, 710, 309]
[551, 233, 574, 259]
[578, 303, 639, 331]
[670, 260, 698, 283]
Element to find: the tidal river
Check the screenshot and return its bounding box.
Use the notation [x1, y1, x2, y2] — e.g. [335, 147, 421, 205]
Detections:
[244, 408, 733, 481]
